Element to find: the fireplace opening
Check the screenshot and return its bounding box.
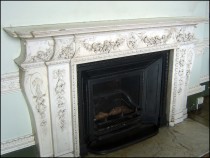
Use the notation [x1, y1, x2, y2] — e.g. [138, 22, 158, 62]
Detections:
[77, 50, 170, 155]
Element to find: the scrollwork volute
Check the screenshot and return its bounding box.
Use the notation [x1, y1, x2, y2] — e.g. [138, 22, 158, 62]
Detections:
[25, 40, 54, 63]
[23, 37, 76, 66]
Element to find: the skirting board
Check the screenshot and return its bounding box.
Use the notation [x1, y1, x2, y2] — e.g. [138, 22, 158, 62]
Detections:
[200, 74, 209, 83]
[1, 72, 20, 94]
[187, 84, 206, 96]
[1, 135, 35, 155]
[187, 74, 209, 96]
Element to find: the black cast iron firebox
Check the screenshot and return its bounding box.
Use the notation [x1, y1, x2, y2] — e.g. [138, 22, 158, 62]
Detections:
[77, 50, 169, 156]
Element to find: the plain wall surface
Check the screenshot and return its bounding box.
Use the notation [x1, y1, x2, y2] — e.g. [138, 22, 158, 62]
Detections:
[1, 1, 209, 142]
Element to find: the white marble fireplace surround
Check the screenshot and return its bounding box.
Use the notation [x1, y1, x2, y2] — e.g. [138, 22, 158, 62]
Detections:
[3, 17, 208, 157]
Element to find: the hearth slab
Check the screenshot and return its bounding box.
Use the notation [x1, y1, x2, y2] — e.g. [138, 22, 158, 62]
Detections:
[86, 118, 209, 157]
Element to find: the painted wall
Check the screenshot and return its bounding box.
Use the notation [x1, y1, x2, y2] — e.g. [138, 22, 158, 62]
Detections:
[1, 1, 209, 143]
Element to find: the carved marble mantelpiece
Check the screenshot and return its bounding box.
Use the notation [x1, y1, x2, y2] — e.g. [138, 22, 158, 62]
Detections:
[4, 17, 208, 157]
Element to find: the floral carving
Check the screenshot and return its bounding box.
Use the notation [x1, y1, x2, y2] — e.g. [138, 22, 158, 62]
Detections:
[58, 43, 75, 59]
[138, 30, 173, 46]
[176, 28, 194, 42]
[127, 34, 138, 49]
[32, 78, 47, 127]
[185, 49, 194, 85]
[176, 48, 186, 94]
[27, 47, 54, 63]
[83, 38, 124, 53]
[26, 41, 54, 63]
[53, 69, 66, 130]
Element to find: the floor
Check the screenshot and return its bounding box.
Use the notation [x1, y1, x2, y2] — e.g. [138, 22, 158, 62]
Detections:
[188, 96, 209, 128]
[86, 96, 209, 157]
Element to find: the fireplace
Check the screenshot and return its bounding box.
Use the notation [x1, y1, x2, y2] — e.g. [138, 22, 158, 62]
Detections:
[3, 17, 207, 157]
[77, 50, 169, 155]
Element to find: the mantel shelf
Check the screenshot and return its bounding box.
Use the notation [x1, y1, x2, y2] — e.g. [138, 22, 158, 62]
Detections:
[3, 17, 208, 39]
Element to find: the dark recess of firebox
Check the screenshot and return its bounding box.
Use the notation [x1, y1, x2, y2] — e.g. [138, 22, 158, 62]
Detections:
[95, 105, 134, 121]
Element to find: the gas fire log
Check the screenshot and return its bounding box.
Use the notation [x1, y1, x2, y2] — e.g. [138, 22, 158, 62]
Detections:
[95, 112, 109, 121]
[109, 105, 133, 116]
[109, 106, 123, 116]
[95, 105, 134, 121]
[121, 105, 133, 114]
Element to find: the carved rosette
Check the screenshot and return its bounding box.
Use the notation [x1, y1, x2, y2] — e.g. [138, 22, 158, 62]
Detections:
[53, 69, 66, 130]
[83, 38, 125, 53]
[31, 77, 47, 127]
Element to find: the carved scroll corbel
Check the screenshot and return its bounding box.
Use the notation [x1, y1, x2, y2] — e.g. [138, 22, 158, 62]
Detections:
[25, 40, 55, 63]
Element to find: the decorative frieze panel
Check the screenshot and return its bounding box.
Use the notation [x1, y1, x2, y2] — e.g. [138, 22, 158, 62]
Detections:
[76, 28, 176, 57]
[3, 17, 207, 157]
[74, 26, 197, 59]
[14, 26, 196, 66]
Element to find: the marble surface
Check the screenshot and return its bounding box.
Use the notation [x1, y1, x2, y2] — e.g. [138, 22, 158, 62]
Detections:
[3, 17, 207, 38]
[86, 118, 209, 157]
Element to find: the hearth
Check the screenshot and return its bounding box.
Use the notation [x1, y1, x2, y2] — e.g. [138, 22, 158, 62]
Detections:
[77, 50, 169, 155]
